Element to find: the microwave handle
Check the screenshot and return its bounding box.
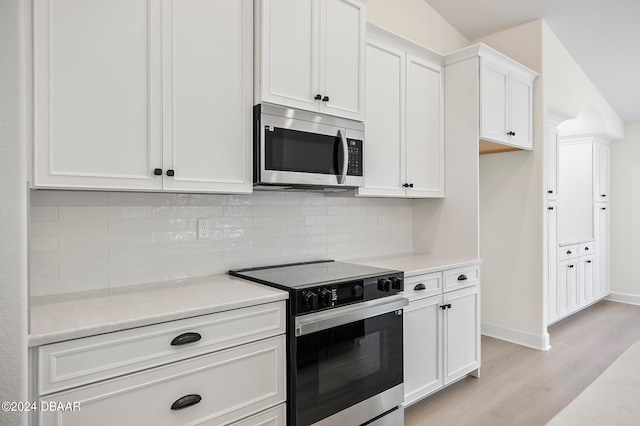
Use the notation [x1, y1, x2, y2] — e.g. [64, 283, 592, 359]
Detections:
[337, 129, 348, 185]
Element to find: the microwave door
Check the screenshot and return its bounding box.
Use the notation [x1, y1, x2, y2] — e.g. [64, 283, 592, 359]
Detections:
[259, 114, 346, 186]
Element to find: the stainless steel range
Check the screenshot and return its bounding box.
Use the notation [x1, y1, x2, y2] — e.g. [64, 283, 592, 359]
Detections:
[230, 260, 407, 426]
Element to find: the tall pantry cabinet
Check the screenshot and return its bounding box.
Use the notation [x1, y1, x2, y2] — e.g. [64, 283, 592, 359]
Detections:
[548, 133, 612, 324]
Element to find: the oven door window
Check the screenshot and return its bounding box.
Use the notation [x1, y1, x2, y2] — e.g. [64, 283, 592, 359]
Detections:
[295, 310, 403, 426]
[265, 127, 342, 175]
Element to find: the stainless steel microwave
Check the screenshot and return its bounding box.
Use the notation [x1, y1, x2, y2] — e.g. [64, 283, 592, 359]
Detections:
[253, 103, 365, 189]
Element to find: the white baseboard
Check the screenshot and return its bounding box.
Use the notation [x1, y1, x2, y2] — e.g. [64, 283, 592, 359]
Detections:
[606, 292, 640, 306]
[481, 322, 551, 351]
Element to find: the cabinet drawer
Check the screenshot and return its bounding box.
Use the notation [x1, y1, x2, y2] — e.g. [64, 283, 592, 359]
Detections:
[579, 242, 594, 255]
[403, 273, 442, 300]
[39, 336, 286, 426]
[232, 404, 285, 426]
[38, 301, 285, 395]
[443, 265, 480, 291]
[559, 245, 579, 260]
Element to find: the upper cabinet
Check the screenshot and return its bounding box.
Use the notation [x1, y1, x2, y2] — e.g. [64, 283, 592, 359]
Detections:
[357, 25, 444, 198]
[255, 0, 366, 121]
[444, 44, 538, 154]
[33, 0, 252, 193]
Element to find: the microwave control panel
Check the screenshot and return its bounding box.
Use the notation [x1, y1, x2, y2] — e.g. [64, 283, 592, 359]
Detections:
[347, 139, 363, 176]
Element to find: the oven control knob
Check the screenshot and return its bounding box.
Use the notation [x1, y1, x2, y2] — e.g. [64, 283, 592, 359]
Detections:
[391, 277, 403, 291]
[378, 278, 391, 292]
[320, 288, 333, 307]
[352, 284, 363, 298]
[303, 290, 319, 310]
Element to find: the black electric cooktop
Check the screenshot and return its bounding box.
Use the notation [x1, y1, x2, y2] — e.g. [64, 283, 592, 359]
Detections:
[229, 260, 400, 290]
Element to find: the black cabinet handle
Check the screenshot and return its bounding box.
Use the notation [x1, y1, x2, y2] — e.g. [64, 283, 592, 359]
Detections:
[548, 207, 554, 210]
[166, 169, 175, 177]
[566, 250, 572, 255]
[314, 94, 322, 100]
[601, 194, 606, 197]
[568, 264, 575, 268]
[457, 274, 468, 281]
[153, 168, 162, 176]
[586, 260, 592, 264]
[409, 183, 414, 188]
[548, 190, 554, 194]
[171, 332, 202, 346]
[414, 283, 426, 291]
[403, 183, 410, 188]
[601, 207, 606, 210]
[584, 247, 589, 251]
[440, 305, 447, 310]
[322, 95, 329, 102]
[171, 394, 202, 410]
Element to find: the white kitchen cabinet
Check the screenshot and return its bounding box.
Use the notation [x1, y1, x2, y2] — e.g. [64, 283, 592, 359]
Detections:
[578, 254, 595, 305]
[594, 203, 609, 298]
[357, 25, 444, 198]
[444, 43, 538, 153]
[34, 301, 286, 426]
[548, 202, 559, 323]
[403, 266, 480, 406]
[255, 0, 365, 121]
[480, 57, 535, 149]
[33, 0, 252, 193]
[553, 242, 598, 323]
[593, 142, 610, 202]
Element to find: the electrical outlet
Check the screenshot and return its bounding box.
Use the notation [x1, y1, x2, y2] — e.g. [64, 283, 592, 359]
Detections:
[378, 214, 385, 230]
[197, 219, 209, 239]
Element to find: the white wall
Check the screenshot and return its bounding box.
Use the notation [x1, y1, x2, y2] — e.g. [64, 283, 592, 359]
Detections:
[473, 21, 549, 349]
[30, 190, 413, 296]
[367, 0, 468, 53]
[610, 121, 640, 301]
[542, 23, 624, 139]
[0, 0, 28, 424]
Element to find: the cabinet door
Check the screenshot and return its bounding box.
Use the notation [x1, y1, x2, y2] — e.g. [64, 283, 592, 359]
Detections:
[406, 55, 444, 198]
[33, 0, 162, 190]
[356, 38, 405, 197]
[579, 255, 595, 304]
[558, 259, 577, 316]
[508, 71, 533, 149]
[546, 128, 559, 200]
[548, 203, 559, 324]
[593, 143, 610, 202]
[320, 0, 365, 120]
[594, 204, 609, 298]
[258, 0, 319, 111]
[480, 59, 509, 144]
[403, 295, 443, 405]
[443, 286, 480, 385]
[161, 0, 251, 193]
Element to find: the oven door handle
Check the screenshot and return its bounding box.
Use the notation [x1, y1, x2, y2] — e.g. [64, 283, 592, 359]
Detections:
[295, 295, 408, 337]
[337, 129, 348, 185]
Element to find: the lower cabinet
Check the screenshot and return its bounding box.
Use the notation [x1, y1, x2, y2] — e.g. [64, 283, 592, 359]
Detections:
[32, 302, 286, 426]
[403, 267, 481, 406]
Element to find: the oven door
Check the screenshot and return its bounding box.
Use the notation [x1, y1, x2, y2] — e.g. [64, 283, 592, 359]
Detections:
[293, 296, 407, 426]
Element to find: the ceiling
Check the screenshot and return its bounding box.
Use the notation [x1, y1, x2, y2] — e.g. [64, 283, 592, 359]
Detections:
[424, 0, 640, 123]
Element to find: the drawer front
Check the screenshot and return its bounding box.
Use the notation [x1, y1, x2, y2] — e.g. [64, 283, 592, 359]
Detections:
[39, 301, 285, 395]
[559, 244, 579, 260]
[403, 272, 442, 300]
[39, 336, 286, 426]
[579, 242, 594, 255]
[232, 404, 285, 426]
[444, 265, 480, 291]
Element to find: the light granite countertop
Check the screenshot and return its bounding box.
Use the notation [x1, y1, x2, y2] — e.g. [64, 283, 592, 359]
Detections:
[29, 274, 288, 347]
[348, 253, 482, 276]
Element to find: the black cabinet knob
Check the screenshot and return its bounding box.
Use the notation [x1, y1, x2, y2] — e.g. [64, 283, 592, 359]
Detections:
[584, 247, 589, 251]
[314, 94, 322, 100]
[586, 260, 592, 264]
[409, 183, 414, 188]
[440, 305, 447, 310]
[171, 394, 202, 410]
[402, 183, 410, 188]
[601, 194, 606, 197]
[153, 168, 162, 176]
[601, 207, 606, 210]
[322, 95, 329, 102]
[446, 303, 452, 309]
[548, 190, 554, 194]
[568, 264, 575, 268]
[567, 250, 572, 255]
[548, 207, 554, 210]
[166, 169, 175, 177]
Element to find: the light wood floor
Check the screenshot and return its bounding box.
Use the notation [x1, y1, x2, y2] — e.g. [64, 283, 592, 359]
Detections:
[405, 300, 640, 425]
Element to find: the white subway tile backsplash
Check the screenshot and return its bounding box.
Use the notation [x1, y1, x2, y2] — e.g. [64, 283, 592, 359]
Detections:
[29, 190, 414, 296]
